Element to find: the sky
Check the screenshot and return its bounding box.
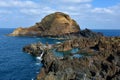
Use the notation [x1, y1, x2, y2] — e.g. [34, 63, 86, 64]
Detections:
[0, 0, 120, 29]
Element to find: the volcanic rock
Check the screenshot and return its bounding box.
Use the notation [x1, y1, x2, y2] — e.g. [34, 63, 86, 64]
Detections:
[36, 37, 120, 80]
[23, 36, 120, 80]
[9, 12, 80, 37]
[23, 42, 52, 56]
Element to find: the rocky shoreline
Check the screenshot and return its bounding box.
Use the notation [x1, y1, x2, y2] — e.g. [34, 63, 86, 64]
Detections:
[23, 36, 120, 80]
[9, 12, 120, 80]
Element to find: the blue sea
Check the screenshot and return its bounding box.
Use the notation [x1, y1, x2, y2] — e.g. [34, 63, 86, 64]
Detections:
[0, 28, 120, 80]
[93, 29, 120, 37]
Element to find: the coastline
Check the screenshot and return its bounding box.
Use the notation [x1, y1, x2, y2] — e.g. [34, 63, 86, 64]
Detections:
[2, 12, 120, 80]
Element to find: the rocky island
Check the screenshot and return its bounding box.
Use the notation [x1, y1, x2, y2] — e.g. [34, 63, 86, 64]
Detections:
[9, 12, 120, 80]
[8, 12, 102, 39]
[9, 12, 80, 37]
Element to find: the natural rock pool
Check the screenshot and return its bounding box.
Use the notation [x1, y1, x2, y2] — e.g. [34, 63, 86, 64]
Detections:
[52, 48, 82, 58]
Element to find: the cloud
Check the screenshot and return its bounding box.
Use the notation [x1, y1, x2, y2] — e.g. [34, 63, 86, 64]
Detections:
[109, 3, 120, 15]
[0, 10, 12, 14]
[0, 0, 38, 8]
[59, 2, 120, 29]
[0, 0, 120, 29]
[20, 7, 56, 15]
[59, 0, 92, 3]
[20, 9, 41, 15]
[61, 4, 91, 11]
[91, 8, 114, 14]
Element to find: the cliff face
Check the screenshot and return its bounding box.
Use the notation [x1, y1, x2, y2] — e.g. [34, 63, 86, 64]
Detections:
[9, 12, 80, 36]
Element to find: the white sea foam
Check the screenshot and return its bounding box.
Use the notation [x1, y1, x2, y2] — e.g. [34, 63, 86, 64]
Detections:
[35, 63, 41, 65]
[56, 42, 61, 44]
[36, 51, 44, 60]
[36, 72, 39, 73]
[36, 57, 42, 60]
[40, 51, 44, 58]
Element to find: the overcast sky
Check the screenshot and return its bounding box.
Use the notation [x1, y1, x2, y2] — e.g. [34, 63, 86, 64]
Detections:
[0, 0, 120, 29]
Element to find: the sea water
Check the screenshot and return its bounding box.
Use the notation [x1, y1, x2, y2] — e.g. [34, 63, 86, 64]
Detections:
[0, 28, 119, 80]
[0, 28, 63, 80]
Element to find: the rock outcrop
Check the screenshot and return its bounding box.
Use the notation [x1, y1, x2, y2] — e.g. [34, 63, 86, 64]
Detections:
[8, 27, 42, 36]
[12, 12, 119, 80]
[9, 12, 80, 37]
[23, 36, 120, 80]
[23, 42, 52, 56]
[36, 37, 120, 80]
[39, 12, 80, 36]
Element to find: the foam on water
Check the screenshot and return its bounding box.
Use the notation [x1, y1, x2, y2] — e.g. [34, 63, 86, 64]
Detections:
[36, 51, 44, 60]
[36, 72, 39, 73]
[36, 57, 42, 60]
[56, 42, 61, 44]
[35, 63, 41, 65]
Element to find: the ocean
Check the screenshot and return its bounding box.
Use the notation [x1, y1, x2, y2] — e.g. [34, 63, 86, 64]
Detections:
[0, 28, 120, 80]
[93, 29, 120, 37]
